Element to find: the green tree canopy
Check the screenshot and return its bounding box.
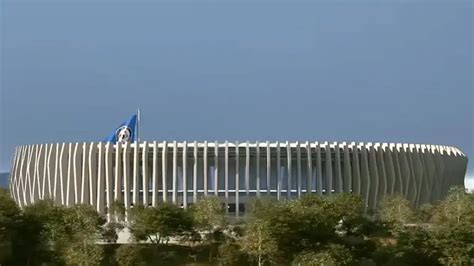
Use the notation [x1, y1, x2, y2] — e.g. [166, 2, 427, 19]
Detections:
[191, 196, 226, 231]
[130, 203, 193, 244]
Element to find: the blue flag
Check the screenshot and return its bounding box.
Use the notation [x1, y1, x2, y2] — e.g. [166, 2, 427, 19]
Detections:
[103, 115, 137, 143]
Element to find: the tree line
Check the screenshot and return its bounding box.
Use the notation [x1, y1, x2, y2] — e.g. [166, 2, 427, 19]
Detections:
[1, 186, 473, 265]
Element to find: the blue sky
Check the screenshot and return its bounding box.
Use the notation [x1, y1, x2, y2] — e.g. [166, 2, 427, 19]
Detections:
[1, 1, 472, 184]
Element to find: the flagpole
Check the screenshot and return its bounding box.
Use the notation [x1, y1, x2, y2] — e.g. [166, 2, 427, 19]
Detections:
[137, 108, 141, 142]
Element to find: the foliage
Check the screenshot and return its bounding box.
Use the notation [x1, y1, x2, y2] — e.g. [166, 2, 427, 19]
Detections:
[431, 186, 474, 227]
[378, 194, 414, 231]
[432, 224, 474, 265]
[130, 202, 193, 244]
[0, 188, 23, 265]
[217, 242, 245, 266]
[115, 244, 149, 266]
[63, 241, 104, 266]
[243, 194, 367, 263]
[190, 196, 227, 262]
[191, 196, 227, 231]
[110, 200, 126, 222]
[240, 218, 278, 266]
[292, 244, 353, 266]
[0, 188, 21, 241]
[102, 222, 124, 243]
[2, 185, 473, 265]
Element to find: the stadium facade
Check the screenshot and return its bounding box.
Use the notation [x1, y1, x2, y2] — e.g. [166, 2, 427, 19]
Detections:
[9, 141, 468, 219]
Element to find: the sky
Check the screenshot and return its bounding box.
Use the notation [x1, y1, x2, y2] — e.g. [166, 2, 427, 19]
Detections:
[0, 1, 473, 185]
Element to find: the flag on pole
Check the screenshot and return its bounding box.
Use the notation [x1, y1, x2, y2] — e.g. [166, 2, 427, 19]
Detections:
[103, 115, 137, 144]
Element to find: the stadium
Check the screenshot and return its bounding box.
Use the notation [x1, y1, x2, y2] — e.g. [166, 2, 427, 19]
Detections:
[9, 140, 468, 220]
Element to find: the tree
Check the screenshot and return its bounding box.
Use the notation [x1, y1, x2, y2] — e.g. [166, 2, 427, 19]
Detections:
[431, 186, 474, 227]
[240, 219, 278, 266]
[115, 244, 149, 266]
[60, 204, 106, 265]
[292, 244, 353, 266]
[110, 200, 126, 222]
[429, 186, 474, 264]
[129, 202, 193, 244]
[378, 194, 414, 231]
[217, 242, 244, 266]
[192, 196, 226, 231]
[191, 196, 227, 261]
[0, 188, 23, 265]
[20, 199, 66, 265]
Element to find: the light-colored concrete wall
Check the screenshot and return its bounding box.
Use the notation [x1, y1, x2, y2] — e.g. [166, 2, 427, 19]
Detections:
[9, 141, 468, 219]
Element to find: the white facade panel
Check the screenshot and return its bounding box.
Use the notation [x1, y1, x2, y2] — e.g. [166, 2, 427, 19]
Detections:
[8, 141, 468, 218]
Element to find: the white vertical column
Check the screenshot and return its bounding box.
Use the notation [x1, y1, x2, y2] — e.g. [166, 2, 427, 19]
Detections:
[41, 145, 47, 200]
[193, 141, 198, 203]
[114, 142, 122, 203]
[20, 146, 28, 206]
[162, 141, 168, 202]
[413, 145, 423, 207]
[122, 143, 130, 220]
[334, 142, 343, 193]
[368, 144, 379, 210]
[224, 141, 229, 213]
[22, 146, 31, 206]
[325, 142, 333, 194]
[97, 143, 105, 213]
[18, 147, 26, 204]
[172, 141, 178, 203]
[88, 142, 98, 208]
[47, 143, 54, 199]
[306, 142, 312, 194]
[20, 146, 28, 205]
[266, 141, 271, 196]
[73, 143, 82, 204]
[351, 143, 361, 195]
[316, 142, 322, 195]
[203, 141, 208, 196]
[35, 144, 43, 200]
[37, 144, 47, 200]
[394, 144, 404, 195]
[132, 142, 139, 206]
[183, 142, 188, 208]
[399, 144, 411, 199]
[256, 142, 260, 197]
[384, 144, 396, 196]
[53, 144, 60, 203]
[376, 144, 387, 202]
[34, 145, 40, 201]
[235, 141, 240, 217]
[214, 141, 219, 196]
[81, 143, 89, 204]
[286, 141, 292, 199]
[30, 145, 36, 204]
[27, 145, 35, 204]
[58, 143, 66, 205]
[245, 141, 250, 196]
[66, 143, 74, 206]
[360, 143, 370, 210]
[38, 145, 45, 200]
[30, 146, 38, 201]
[105, 143, 113, 218]
[277, 142, 281, 200]
[296, 142, 302, 197]
[343, 143, 352, 193]
[142, 142, 149, 206]
[152, 141, 158, 207]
